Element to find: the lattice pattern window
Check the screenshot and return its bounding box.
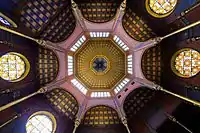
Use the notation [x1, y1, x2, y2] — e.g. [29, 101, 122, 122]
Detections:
[26, 111, 56, 133]
[127, 55, 133, 74]
[90, 32, 110, 38]
[146, 0, 177, 18]
[20, 0, 66, 33]
[123, 88, 155, 119]
[0, 52, 30, 82]
[40, 6, 76, 42]
[37, 47, 59, 86]
[83, 105, 120, 125]
[71, 79, 88, 95]
[171, 49, 200, 78]
[142, 45, 162, 84]
[122, 8, 155, 42]
[113, 35, 129, 51]
[70, 35, 86, 52]
[114, 78, 130, 94]
[68, 56, 74, 76]
[79, 0, 119, 23]
[46, 89, 79, 120]
[91, 92, 111, 98]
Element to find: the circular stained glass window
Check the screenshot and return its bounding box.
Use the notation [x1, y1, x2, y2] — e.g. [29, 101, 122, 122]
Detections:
[26, 111, 56, 133]
[171, 49, 200, 78]
[0, 52, 30, 82]
[146, 0, 177, 18]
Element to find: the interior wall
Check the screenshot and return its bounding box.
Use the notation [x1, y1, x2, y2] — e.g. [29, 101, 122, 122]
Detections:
[0, 30, 39, 107]
[0, 95, 74, 133]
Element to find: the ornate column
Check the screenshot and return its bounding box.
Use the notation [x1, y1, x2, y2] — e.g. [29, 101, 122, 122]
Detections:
[72, 98, 88, 133]
[144, 122, 157, 133]
[0, 108, 30, 129]
[121, 117, 131, 133]
[133, 37, 162, 52]
[134, 77, 200, 107]
[0, 25, 65, 52]
[0, 88, 47, 112]
[114, 99, 131, 133]
[112, 0, 127, 31]
[72, 118, 81, 133]
[71, 0, 87, 31]
[134, 20, 200, 51]
[164, 112, 192, 133]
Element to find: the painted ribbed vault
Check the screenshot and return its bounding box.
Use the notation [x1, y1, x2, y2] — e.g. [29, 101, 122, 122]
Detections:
[76, 0, 121, 23]
[75, 39, 126, 90]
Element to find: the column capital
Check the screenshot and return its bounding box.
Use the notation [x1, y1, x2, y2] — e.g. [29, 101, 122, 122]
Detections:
[36, 39, 46, 47]
[75, 118, 81, 127]
[71, 0, 78, 9]
[120, 0, 127, 12]
[37, 87, 48, 94]
[121, 117, 128, 125]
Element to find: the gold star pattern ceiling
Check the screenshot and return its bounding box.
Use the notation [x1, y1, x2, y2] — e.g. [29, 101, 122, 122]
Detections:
[75, 39, 126, 90]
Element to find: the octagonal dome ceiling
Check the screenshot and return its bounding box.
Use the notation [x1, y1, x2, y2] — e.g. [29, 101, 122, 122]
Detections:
[75, 39, 126, 90]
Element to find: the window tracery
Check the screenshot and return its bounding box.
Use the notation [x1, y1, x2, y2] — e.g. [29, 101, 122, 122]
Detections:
[0, 52, 30, 82]
[26, 111, 56, 133]
[171, 48, 200, 78]
[146, 0, 177, 18]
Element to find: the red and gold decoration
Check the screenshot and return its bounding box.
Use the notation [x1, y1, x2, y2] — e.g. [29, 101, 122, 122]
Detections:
[172, 48, 200, 78]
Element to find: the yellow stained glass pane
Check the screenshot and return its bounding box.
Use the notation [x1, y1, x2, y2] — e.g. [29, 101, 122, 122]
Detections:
[26, 112, 56, 133]
[149, 0, 177, 15]
[0, 53, 26, 81]
[174, 49, 200, 77]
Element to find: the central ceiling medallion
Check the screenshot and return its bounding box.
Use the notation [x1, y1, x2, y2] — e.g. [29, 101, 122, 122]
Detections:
[75, 39, 126, 90]
[91, 55, 110, 75]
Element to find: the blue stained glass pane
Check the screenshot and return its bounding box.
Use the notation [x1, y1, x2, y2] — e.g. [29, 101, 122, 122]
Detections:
[0, 16, 11, 26]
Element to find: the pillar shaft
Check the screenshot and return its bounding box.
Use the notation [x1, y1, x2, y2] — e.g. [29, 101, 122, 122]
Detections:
[71, 0, 87, 31]
[0, 115, 18, 129]
[0, 88, 47, 112]
[112, 0, 126, 31]
[114, 99, 131, 133]
[134, 20, 200, 51]
[134, 77, 200, 107]
[162, 20, 200, 40]
[0, 25, 36, 42]
[133, 37, 162, 52]
[160, 88, 200, 107]
[72, 98, 87, 133]
[0, 25, 65, 52]
[144, 121, 157, 133]
[165, 113, 192, 133]
[72, 119, 81, 133]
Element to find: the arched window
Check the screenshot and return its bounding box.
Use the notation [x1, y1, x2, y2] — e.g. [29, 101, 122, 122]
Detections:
[171, 48, 200, 78]
[26, 111, 56, 133]
[146, 0, 177, 18]
[0, 12, 17, 27]
[0, 52, 30, 82]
